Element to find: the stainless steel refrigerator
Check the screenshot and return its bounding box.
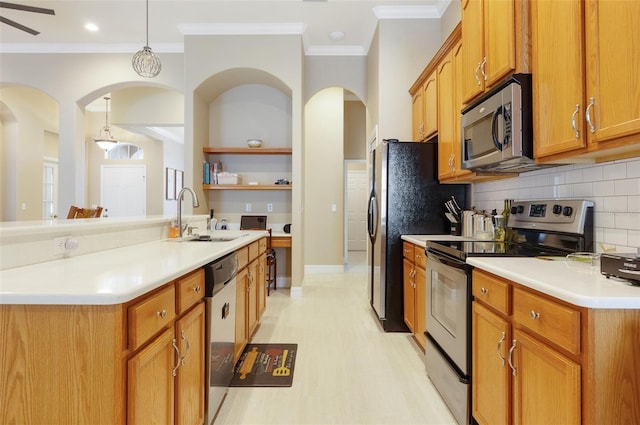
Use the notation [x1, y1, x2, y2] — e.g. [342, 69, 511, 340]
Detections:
[367, 139, 469, 331]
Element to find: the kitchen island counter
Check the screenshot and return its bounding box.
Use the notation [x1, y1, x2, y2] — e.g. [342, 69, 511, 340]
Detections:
[0, 230, 266, 305]
[467, 256, 640, 309]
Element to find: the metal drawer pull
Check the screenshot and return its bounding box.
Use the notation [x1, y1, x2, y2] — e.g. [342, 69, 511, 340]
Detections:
[480, 287, 488, 295]
[571, 104, 580, 139]
[480, 57, 488, 81]
[172, 339, 181, 376]
[193, 285, 201, 293]
[497, 331, 506, 366]
[530, 310, 540, 320]
[156, 309, 167, 319]
[180, 329, 190, 366]
[474, 62, 481, 85]
[586, 97, 596, 133]
[508, 339, 517, 376]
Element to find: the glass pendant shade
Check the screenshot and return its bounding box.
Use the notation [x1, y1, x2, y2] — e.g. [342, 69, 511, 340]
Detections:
[94, 97, 118, 151]
[132, 46, 161, 78]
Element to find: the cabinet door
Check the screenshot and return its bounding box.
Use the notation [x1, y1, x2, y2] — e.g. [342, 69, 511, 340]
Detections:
[403, 258, 415, 333]
[247, 259, 259, 337]
[128, 328, 175, 425]
[461, 0, 485, 103]
[585, 0, 640, 147]
[472, 302, 510, 425]
[532, 0, 586, 159]
[258, 252, 266, 318]
[484, 0, 515, 87]
[176, 303, 205, 425]
[414, 265, 426, 350]
[452, 40, 472, 178]
[412, 89, 425, 141]
[512, 329, 581, 425]
[234, 267, 248, 363]
[423, 72, 438, 139]
[437, 50, 455, 180]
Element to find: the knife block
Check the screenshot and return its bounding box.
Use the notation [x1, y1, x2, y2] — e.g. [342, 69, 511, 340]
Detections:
[450, 222, 461, 236]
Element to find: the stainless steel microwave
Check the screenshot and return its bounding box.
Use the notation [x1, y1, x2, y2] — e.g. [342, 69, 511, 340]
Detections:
[461, 74, 537, 173]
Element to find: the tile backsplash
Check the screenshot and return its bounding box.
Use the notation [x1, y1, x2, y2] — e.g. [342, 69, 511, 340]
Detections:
[472, 157, 640, 254]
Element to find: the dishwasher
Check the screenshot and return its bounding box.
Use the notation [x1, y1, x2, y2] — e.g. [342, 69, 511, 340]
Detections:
[204, 252, 238, 424]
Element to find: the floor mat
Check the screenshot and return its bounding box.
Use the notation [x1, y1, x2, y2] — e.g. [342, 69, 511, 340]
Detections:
[230, 343, 297, 387]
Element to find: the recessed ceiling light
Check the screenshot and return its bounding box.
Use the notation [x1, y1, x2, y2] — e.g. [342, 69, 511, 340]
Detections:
[329, 31, 345, 41]
[85, 23, 99, 32]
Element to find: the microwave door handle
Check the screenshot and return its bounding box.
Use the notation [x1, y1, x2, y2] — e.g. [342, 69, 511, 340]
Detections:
[491, 105, 504, 151]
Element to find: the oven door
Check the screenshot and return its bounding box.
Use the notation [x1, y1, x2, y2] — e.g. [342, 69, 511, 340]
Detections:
[425, 250, 471, 375]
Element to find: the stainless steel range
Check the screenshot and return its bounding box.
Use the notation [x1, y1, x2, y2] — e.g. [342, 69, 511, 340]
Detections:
[424, 199, 594, 425]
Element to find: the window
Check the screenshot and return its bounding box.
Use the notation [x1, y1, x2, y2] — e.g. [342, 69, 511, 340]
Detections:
[42, 160, 58, 219]
[107, 143, 144, 160]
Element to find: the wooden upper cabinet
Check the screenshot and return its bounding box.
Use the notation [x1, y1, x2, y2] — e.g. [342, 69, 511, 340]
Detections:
[437, 50, 455, 180]
[461, 0, 525, 105]
[585, 0, 640, 151]
[532, 0, 586, 158]
[423, 71, 438, 140]
[534, 0, 640, 161]
[411, 89, 424, 141]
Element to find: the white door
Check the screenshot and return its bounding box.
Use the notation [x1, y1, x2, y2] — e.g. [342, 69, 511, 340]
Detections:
[346, 167, 368, 251]
[101, 165, 146, 217]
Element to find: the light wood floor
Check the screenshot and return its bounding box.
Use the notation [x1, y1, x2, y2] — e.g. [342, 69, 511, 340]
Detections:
[214, 253, 457, 425]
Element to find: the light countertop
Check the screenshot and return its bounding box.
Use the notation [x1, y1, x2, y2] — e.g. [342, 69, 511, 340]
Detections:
[0, 230, 266, 306]
[403, 234, 639, 309]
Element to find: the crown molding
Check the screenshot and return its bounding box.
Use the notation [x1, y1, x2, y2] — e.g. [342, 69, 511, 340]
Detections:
[373, 2, 450, 19]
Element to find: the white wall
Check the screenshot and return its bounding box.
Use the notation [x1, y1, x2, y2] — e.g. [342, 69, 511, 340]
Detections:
[473, 157, 640, 253]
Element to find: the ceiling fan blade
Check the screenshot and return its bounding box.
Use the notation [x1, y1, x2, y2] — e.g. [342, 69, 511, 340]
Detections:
[0, 15, 40, 35]
[0, 2, 55, 15]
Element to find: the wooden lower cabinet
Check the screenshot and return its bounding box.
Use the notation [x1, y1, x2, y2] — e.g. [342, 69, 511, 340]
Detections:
[176, 302, 206, 425]
[402, 241, 426, 350]
[472, 269, 639, 425]
[234, 266, 249, 363]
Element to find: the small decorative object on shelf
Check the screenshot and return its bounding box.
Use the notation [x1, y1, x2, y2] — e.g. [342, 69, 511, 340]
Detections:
[247, 139, 263, 148]
[275, 179, 290, 185]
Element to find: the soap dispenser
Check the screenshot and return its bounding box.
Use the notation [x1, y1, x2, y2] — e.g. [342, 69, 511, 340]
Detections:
[208, 209, 217, 231]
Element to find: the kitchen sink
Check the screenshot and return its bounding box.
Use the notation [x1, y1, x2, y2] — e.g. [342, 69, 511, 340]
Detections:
[167, 233, 247, 243]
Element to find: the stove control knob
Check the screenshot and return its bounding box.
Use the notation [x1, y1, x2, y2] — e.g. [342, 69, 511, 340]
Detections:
[553, 204, 562, 215]
[517, 205, 524, 214]
[562, 206, 573, 216]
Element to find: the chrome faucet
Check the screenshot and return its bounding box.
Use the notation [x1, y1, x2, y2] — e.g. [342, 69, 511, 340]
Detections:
[177, 187, 200, 238]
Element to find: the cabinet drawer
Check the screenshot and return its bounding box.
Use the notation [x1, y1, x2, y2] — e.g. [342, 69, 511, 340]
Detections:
[176, 269, 204, 314]
[513, 288, 581, 355]
[248, 241, 259, 261]
[237, 246, 249, 270]
[414, 248, 427, 270]
[128, 285, 176, 350]
[472, 270, 510, 315]
[403, 242, 415, 260]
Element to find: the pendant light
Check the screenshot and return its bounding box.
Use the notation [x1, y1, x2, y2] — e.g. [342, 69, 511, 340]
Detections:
[132, 0, 161, 78]
[94, 97, 118, 151]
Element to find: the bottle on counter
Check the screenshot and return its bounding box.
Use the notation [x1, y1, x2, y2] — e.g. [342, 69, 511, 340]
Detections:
[220, 219, 227, 230]
[208, 209, 217, 231]
[169, 220, 180, 238]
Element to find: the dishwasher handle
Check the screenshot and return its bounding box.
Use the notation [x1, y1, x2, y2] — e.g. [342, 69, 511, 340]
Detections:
[204, 252, 238, 297]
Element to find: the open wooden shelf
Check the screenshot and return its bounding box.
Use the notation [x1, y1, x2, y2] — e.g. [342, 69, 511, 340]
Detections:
[203, 184, 292, 190]
[203, 147, 292, 155]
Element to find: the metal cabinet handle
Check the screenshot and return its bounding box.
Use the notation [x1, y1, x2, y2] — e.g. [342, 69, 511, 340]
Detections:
[530, 310, 540, 320]
[508, 339, 517, 376]
[157, 309, 167, 319]
[571, 104, 581, 139]
[172, 338, 181, 376]
[585, 97, 596, 133]
[180, 329, 190, 366]
[474, 62, 481, 86]
[480, 287, 488, 295]
[497, 331, 506, 366]
[193, 285, 201, 293]
[480, 57, 488, 82]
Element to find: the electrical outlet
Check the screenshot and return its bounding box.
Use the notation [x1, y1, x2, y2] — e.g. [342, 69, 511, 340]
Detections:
[53, 236, 71, 255]
[245, 203, 252, 212]
[267, 203, 273, 212]
[331, 204, 337, 212]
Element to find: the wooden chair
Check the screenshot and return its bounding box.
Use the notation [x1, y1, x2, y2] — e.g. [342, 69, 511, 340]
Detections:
[67, 205, 103, 219]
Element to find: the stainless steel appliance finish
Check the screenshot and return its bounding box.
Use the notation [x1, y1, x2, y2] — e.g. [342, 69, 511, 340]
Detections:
[367, 139, 469, 331]
[204, 252, 238, 424]
[461, 74, 544, 174]
[425, 199, 594, 425]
